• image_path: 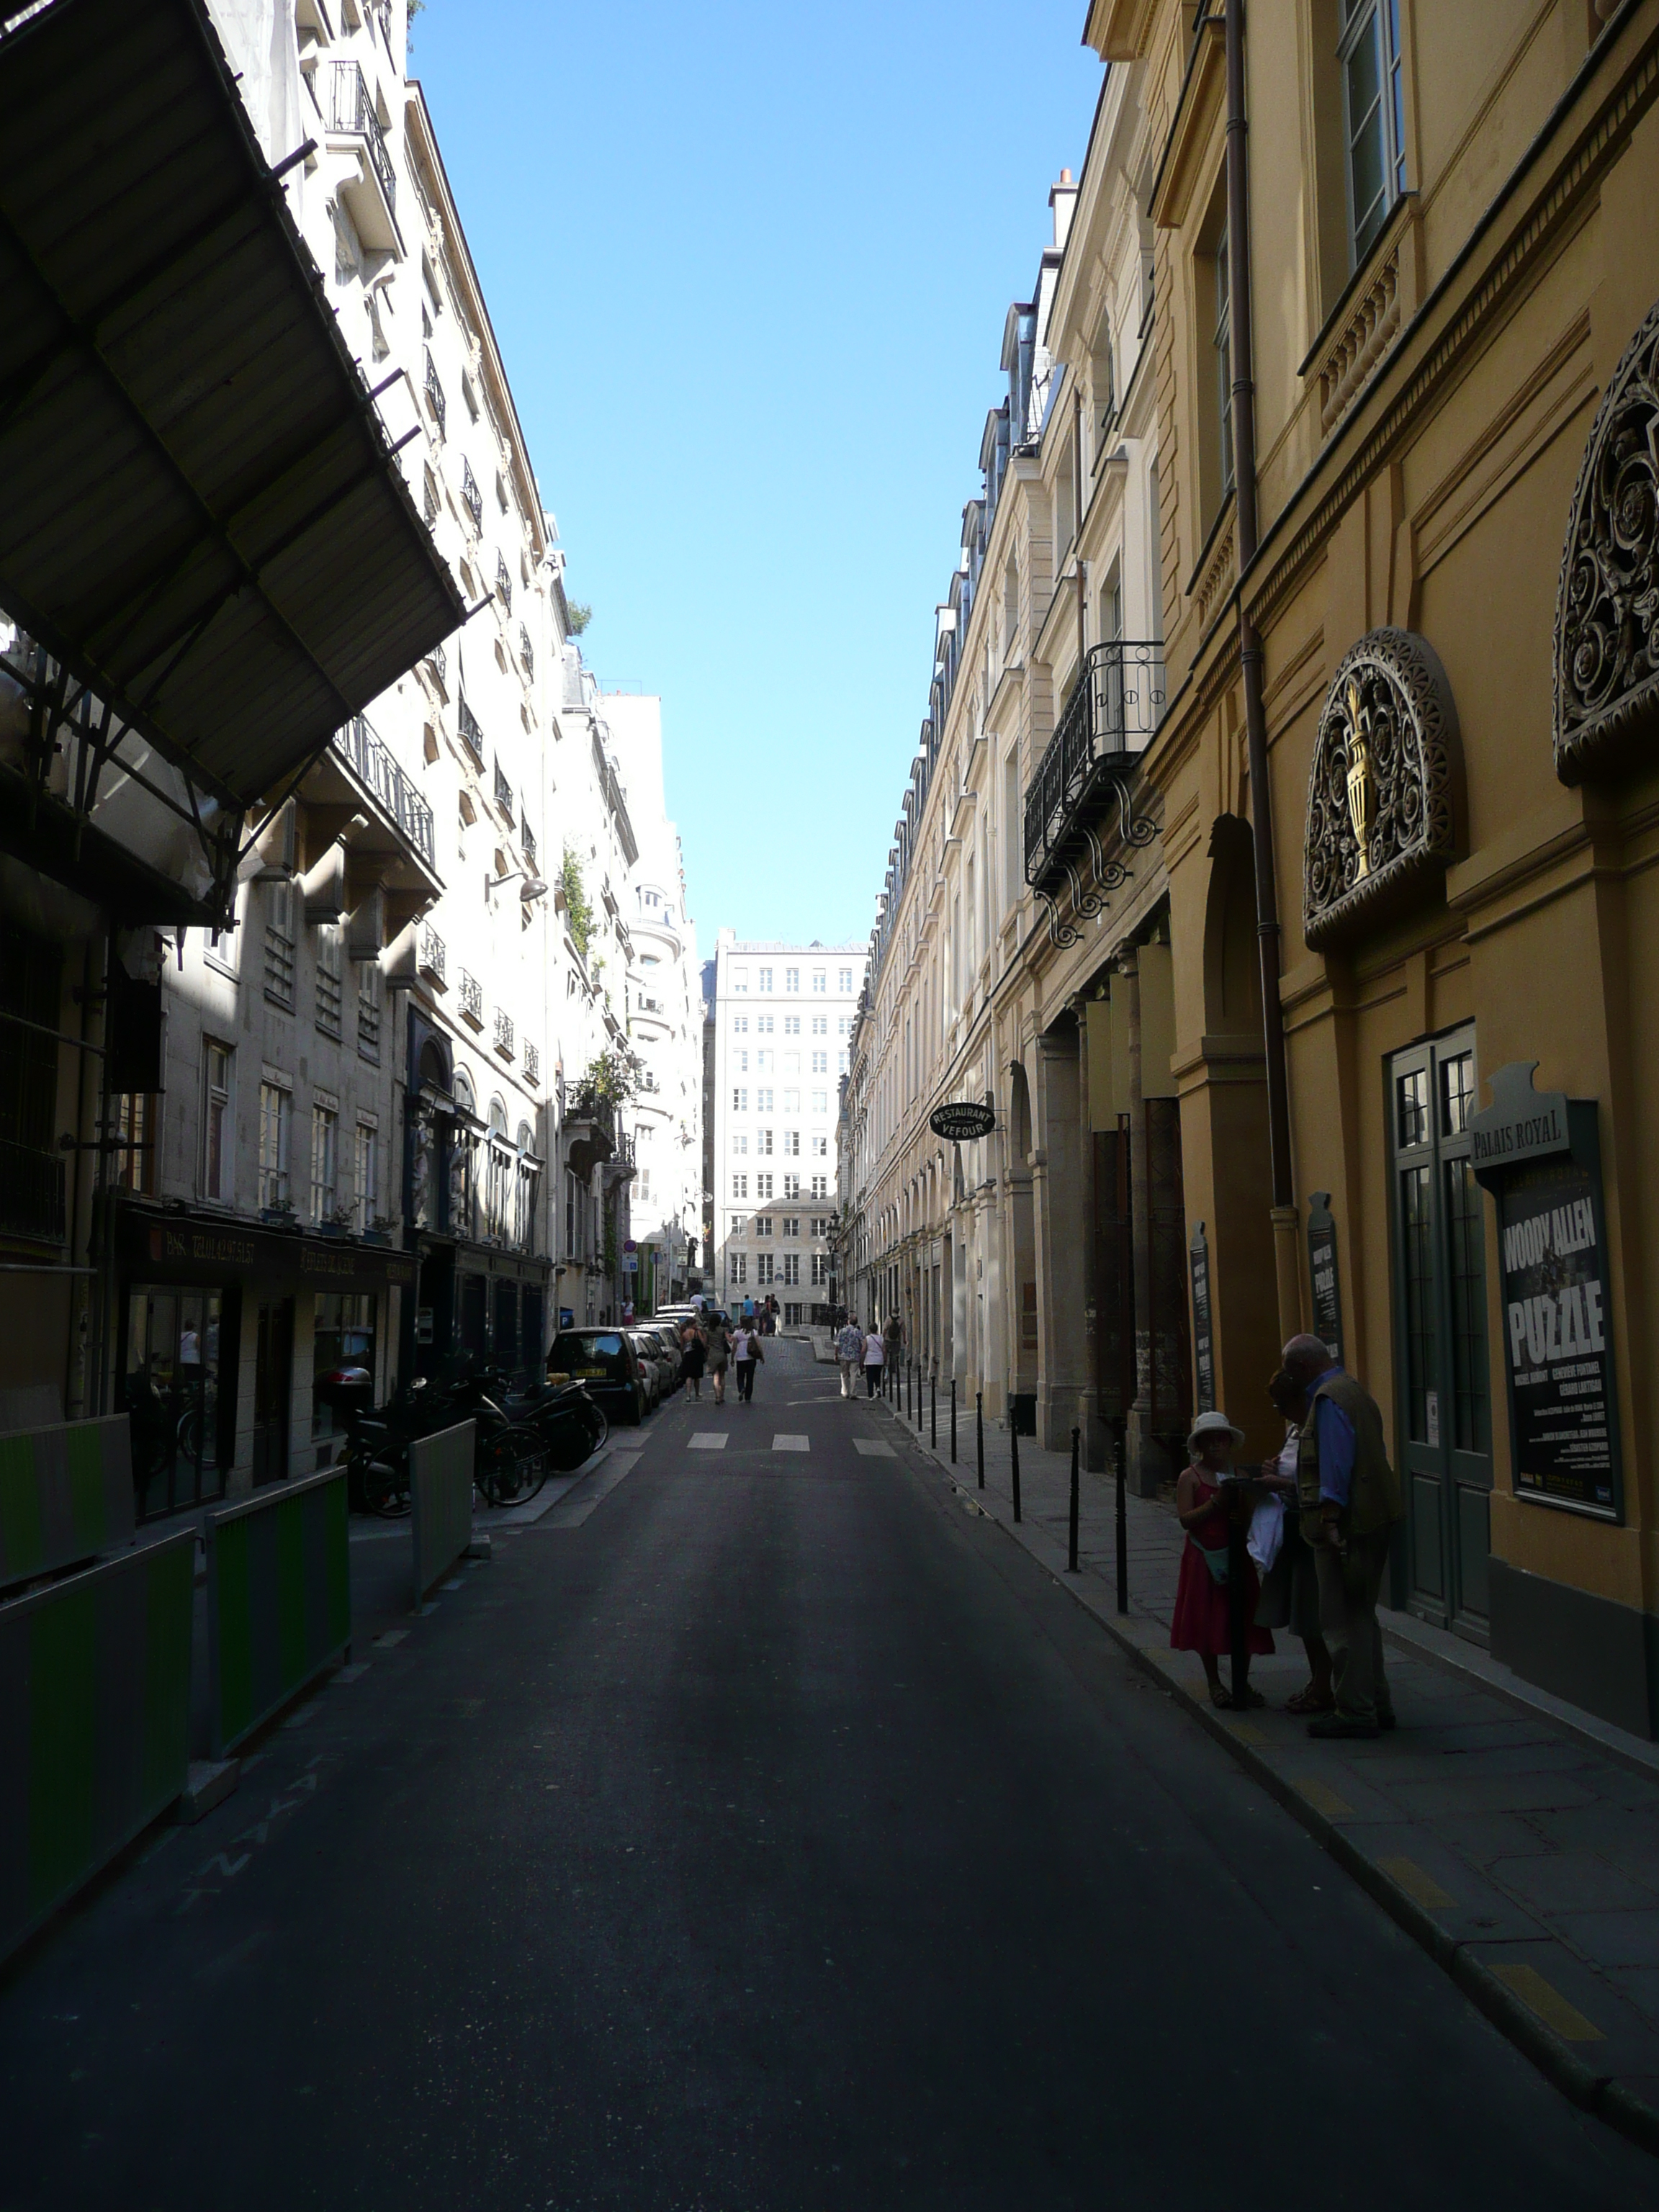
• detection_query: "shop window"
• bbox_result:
[110,1090,156,1195]
[123,1287,226,1520]
[313,1292,376,1464]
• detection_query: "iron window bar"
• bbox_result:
[493,1007,515,1057]
[493,760,513,819]
[426,640,446,688]
[457,693,483,760]
[333,711,434,865]
[518,622,533,678]
[423,348,446,436]
[327,60,396,212]
[418,925,446,984]
[461,458,482,533]
[1022,639,1163,944]
[458,968,483,1023]
[496,553,513,614]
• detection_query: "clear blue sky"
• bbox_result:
[411,1,1103,948]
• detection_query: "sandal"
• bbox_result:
[1209,1684,1235,1709]
[1285,1687,1336,1715]
[1235,1686,1267,1709]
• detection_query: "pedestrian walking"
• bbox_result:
[732,1321,763,1403]
[835,1318,865,1399]
[678,1318,707,1402]
[862,1326,885,1398]
[705,1314,732,1406]
[1251,1367,1334,1715]
[882,1313,904,1373]
[1170,1409,1274,1709]
[1281,1334,1403,1739]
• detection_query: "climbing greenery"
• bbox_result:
[560,846,593,958]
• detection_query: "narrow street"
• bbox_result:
[1,1341,1649,2211]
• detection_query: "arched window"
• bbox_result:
[453,1068,475,1116]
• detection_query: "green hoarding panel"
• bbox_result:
[0,1417,135,1591]
[0,1532,194,1964]
[205,1467,351,1758]
[410,1421,475,1606]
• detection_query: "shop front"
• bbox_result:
[114,1204,415,1518]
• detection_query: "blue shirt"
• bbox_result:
[1313,1368,1357,1507]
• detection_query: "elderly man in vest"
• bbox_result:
[1282,1334,1405,1739]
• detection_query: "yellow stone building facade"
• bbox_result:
[848,0,1659,1737]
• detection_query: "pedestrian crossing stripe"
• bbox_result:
[853,1440,895,1457]
[772,1435,809,1452]
[688,1434,727,1450]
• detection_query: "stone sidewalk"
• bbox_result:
[869,1377,1659,2156]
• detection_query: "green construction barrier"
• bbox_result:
[0,1530,193,1964]
[204,1467,351,1758]
[0,1416,135,1592]
[410,1421,475,1606]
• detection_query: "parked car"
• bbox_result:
[547,1328,647,1426]
[629,1332,664,1411]
[642,1324,684,1390]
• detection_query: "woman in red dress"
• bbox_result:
[1171,1409,1274,1708]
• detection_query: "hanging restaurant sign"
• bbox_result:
[928,1101,997,1142]
[1470,1064,1622,1522]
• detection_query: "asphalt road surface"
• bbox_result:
[2,1338,1652,2210]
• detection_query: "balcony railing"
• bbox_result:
[328,61,396,212]
[493,1008,515,1057]
[497,553,513,614]
[423,348,445,436]
[461,457,482,532]
[493,760,513,819]
[1023,640,1164,890]
[458,970,484,1025]
[457,694,483,760]
[0,1139,66,1245]
[518,623,533,679]
[523,1041,540,1087]
[427,641,446,688]
[419,926,446,986]
[333,714,435,865]
[522,820,536,868]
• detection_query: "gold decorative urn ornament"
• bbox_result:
[1343,678,1373,881]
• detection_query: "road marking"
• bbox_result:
[1378,1856,1457,1911]
[1228,1722,1267,1745]
[372,1629,409,1649]
[688,1433,728,1450]
[853,1439,895,1457]
[1488,1963,1604,2041]
[772,1435,809,1452]
[1295,1777,1355,1819]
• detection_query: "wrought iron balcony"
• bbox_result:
[0,1140,66,1245]
[461,457,482,533]
[523,1040,540,1087]
[457,693,483,760]
[1023,639,1164,897]
[493,760,513,819]
[458,969,484,1025]
[497,553,513,614]
[423,348,445,436]
[522,819,536,868]
[419,925,446,986]
[493,1007,515,1058]
[426,641,446,688]
[328,61,396,214]
[333,714,434,865]
[518,623,533,679]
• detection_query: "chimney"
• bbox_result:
[1050,166,1078,252]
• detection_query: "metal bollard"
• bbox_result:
[1068,1426,1080,1573]
[1114,1417,1128,1615]
[917,1364,925,1434]
[1010,1416,1022,1524]
[930,1370,937,1448]
[976,1391,984,1488]
[950,1377,957,1464]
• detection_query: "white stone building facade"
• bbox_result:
[709,936,865,1326]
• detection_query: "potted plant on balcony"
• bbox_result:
[316,1201,357,1240]
[260,1195,298,1230]
[363,1212,397,1248]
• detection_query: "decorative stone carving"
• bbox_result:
[1554,297,1659,783]
[1302,627,1459,949]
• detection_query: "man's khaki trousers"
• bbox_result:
[1313,1527,1395,1726]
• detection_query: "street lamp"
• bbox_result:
[485,866,548,902]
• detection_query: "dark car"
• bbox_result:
[547,1328,647,1426]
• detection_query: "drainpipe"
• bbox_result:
[1225,0,1300,1339]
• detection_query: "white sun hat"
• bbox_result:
[1187,1408,1246,1452]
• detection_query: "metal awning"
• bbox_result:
[0,0,464,824]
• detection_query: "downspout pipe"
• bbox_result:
[1225,0,1300,1331]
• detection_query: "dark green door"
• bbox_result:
[1390,1028,1493,1641]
